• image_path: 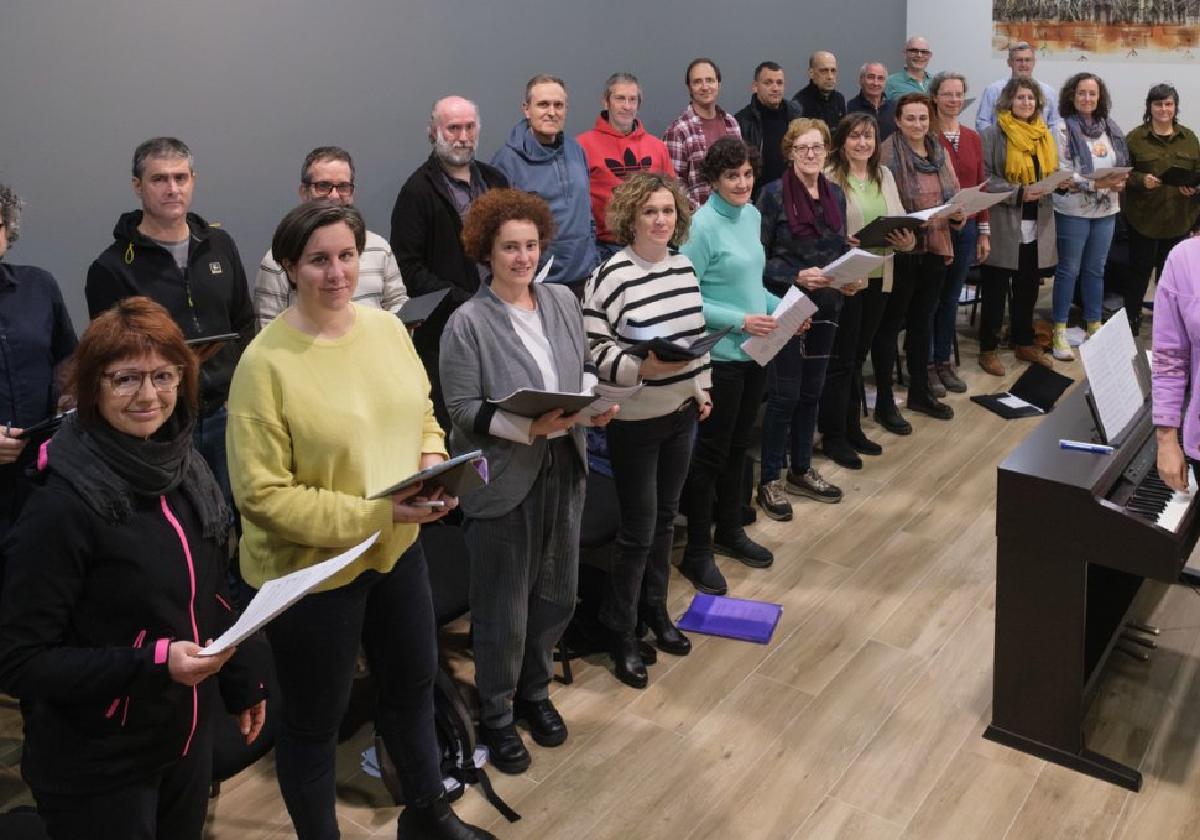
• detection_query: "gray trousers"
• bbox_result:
[465,438,584,728]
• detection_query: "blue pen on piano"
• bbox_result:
[1059,438,1113,455]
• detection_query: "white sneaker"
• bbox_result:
[1052,327,1074,361]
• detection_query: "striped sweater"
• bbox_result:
[583,247,712,422]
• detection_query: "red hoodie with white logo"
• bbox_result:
[576,113,674,243]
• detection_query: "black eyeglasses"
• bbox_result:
[304,180,356,197]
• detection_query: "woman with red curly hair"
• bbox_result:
[0,296,267,840]
[440,188,616,775]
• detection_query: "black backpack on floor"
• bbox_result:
[375,667,520,823]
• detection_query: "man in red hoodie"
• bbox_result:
[576,72,674,262]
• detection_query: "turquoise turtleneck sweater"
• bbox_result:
[680,191,780,363]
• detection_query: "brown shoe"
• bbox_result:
[1014,344,1052,368]
[978,351,1004,376]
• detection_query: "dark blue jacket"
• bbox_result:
[491,120,598,286]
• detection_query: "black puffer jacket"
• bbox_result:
[0,459,268,794]
[85,211,253,415]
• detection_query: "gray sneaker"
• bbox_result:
[756,479,793,521]
[936,363,967,393]
[926,365,947,398]
[785,467,843,504]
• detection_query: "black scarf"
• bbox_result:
[45,405,229,541]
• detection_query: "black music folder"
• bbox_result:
[971,363,1073,419]
[854,216,924,249]
[368,450,487,499]
[489,389,599,418]
[398,289,451,325]
[626,326,732,362]
[1160,166,1200,188]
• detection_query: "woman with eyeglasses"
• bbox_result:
[1123,83,1200,336]
[0,182,78,539]
[929,72,990,394]
[0,297,267,840]
[755,118,851,522]
[820,113,916,468]
[227,201,494,839]
[875,93,962,434]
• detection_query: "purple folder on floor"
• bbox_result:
[676,594,783,644]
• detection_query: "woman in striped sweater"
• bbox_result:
[583,173,712,689]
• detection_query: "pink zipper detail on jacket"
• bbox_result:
[159,496,199,757]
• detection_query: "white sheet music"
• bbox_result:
[740,287,818,366]
[820,249,889,288]
[199,532,380,656]
[1078,310,1147,442]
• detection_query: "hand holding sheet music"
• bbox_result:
[820,249,889,288]
[199,533,381,656]
[740,287,818,366]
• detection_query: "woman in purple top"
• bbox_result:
[1152,235,1200,491]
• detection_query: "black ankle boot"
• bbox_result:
[640,603,691,656]
[397,794,497,839]
[610,633,648,688]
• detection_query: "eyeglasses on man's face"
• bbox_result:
[304,180,356,197]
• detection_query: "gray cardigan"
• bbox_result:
[439,281,588,518]
[981,124,1058,271]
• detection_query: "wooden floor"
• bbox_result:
[5,304,1200,839]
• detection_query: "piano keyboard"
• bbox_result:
[1125,468,1198,533]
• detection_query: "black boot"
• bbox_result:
[679,547,727,595]
[640,603,691,656]
[397,794,498,839]
[610,633,648,688]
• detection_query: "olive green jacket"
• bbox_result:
[1124,123,1200,239]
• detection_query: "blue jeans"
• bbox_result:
[930,219,977,364]
[1052,212,1116,325]
[760,289,841,483]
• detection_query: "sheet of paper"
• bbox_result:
[1079,311,1147,442]
[820,248,889,287]
[998,394,1041,412]
[199,532,380,655]
[739,287,818,366]
[1085,166,1132,181]
[533,255,554,284]
[908,202,952,222]
[582,382,643,418]
[1029,170,1072,192]
[948,185,1014,215]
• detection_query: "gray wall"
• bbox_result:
[0,0,905,329]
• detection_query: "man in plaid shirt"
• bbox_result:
[663,57,742,209]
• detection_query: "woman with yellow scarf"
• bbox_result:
[977,78,1060,376]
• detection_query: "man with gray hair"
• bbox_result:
[847,61,897,139]
[391,95,507,429]
[885,36,934,100]
[255,145,407,330]
[974,42,1059,131]
[491,74,597,291]
[576,72,673,260]
[86,136,252,502]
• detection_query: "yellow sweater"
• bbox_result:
[226,306,447,591]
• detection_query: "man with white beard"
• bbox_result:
[390,95,508,428]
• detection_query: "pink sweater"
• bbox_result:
[1152,237,1200,457]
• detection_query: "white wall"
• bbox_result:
[906,1,1199,130]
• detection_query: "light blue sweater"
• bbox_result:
[680,192,780,363]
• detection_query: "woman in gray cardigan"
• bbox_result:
[439,189,616,776]
[979,78,1059,375]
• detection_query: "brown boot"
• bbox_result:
[978,351,1004,376]
[1014,344,1052,368]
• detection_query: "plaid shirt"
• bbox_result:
[254,230,407,330]
[663,104,742,209]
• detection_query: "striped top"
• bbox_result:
[583,247,712,422]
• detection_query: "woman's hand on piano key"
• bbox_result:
[1156,427,1190,493]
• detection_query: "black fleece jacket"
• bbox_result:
[85,211,253,415]
[0,468,268,794]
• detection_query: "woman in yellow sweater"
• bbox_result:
[226,201,493,840]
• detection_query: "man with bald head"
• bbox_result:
[847,61,897,139]
[885,36,934,100]
[390,95,507,428]
[793,51,846,129]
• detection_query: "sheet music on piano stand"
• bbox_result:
[1078,310,1149,445]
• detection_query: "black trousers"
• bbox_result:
[267,542,441,840]
[872,253,945,408]
[602,400,697,635]
[980,253,1040,352]
[1125,222,1183,336]
[819,276,887,441]
[680,361,767,547]
[34,721,214,840]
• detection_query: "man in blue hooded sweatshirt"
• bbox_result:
[491,74,598,293]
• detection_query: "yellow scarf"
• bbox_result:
[997,111,1058,186]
